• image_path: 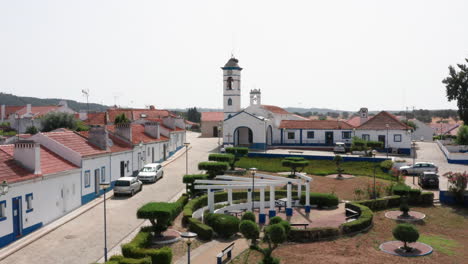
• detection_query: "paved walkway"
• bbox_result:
[0,132,219,264]
[174,238,249,264]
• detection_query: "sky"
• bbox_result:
[1,0,467,111]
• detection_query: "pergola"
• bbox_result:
[194,173,312,224]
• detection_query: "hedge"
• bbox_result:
[299,192,339,208]
[121,228,172,264]
[289,227,340,242]
[187,217,213,240]
[204,213,240,238]
[341,203,373,234]
[355,192,433,211]
[380,160,393,171]
[208,153,235,164]
[107,255,152,264]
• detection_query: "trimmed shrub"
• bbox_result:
[241,211,256,222]
[380,160,393,171]
[121,229,172,264]
[393,224,420,251]
[299,192,339,208]
[392,183,411,196]
[281,157,309,176]
[198,161,229,178]
[182,174,209,196]
[136,202,178,236]
[269,216,283,225]
[355,198,389,211]
[225,147,249,169]
[289,227,340,242]
[279,220,291,234]
[266,224,287,245]
[204,213,240,238]
[239,220,260,244]
[341,203,373,234]
[187,218,213,240]
[419,192,434,206]
[208,153,235,164]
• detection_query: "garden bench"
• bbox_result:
[345,208,359,220]
[275,199,287,211]
[291,223,309,229]
[217,242,235,264]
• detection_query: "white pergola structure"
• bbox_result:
[194,172,312,224]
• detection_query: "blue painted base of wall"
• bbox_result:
[0,222,43,248]
[81,185,113,205]
[259,213,266,224]
[305,205,311,213]
[269,210,276,218]
[440,191,468,207]
[248,152,389,162]
[286,207,293,216]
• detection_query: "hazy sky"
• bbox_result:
[1,0,467,111]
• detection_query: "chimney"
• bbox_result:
[144,122,160,139]
[26,104,32,114]
[115,123,132,142]
[14,140,41,174]
[162,117,176,129]
[79,110,88,121]
[359,107,368,125]
[88,126,109,150]
[149,105,155,110]
[1,105,5,121]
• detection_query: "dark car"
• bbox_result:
[418,172,439,189]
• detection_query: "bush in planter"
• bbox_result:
[333,155,344,177]
[241,211,256,222]
[225,147,249,170]
[380,160,393,171]
[399,196,410,217]
[239,220,260,246]
[393,223,420,252]
[444,171,468,205]
[204,213,240,238]
[198,161,229,178]
[281,157,309,177]
[136,202,178,237]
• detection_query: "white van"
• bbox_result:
[137,163,164,183]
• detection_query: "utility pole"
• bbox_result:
[82,89,90,113]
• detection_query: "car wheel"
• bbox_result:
[401,170,408,175]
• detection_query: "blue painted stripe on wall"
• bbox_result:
[0,222,43,248]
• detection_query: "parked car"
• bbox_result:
[137,163,164,183]
[399,162,438,175]
[418,172,439,189]
[333,142,346,153]
[114,177,143,196]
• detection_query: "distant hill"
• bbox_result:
[0,93,108,112]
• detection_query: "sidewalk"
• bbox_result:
[0,146,189,262]
[174,238,249,264]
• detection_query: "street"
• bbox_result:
[0,132,218,264]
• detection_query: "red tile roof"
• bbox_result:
[201,112,224,122]
[86,112,107,125]
[279,120,355,130]
[0,144,79,184]
[346,116,362,127]
[42,130,109,156]
[261,105,290,114]
[77,131,132,152]
[357,111,410,130]
[106,124,169,145]
[16,106,62,118]
[3,106,24,117]
[107,108,173,123]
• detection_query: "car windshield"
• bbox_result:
[115,180,130,186]
[141,167,156,172]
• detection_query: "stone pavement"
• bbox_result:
[0,132,219,264]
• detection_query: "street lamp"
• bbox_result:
[184,142,190,175]
[372,150,377,200]
[250,168,257,212]
[0,180,9,196]
[181,232,198,264]
[412,140,417,185]
[99,182,111,262]
[385,123,389,158]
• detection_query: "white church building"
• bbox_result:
[221,57,413,155]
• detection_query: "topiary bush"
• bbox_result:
[198,161,229,178]
[269,216,283,225]
[281,157,309,177]
[204,213,240,238]
[380,160,394,171]
[136,202,178,236]
[225,147,249,169]
[182,174,209,196]
[239,220,260,246]
[208,153,235,164]
[392,183,411,196]
[393,223,420,252]
[241,211,256,222]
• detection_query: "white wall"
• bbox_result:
[223,112,269,145]
[81,155,111,199]
[279,129,353,144]
[355,129,411,149]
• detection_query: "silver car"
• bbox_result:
[399,162,438,175]
[114,177,143,196]
[137,163,164,183]
[333,142,346,153]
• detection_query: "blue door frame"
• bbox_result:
[12,196,22,238]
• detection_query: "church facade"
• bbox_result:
[221,58,413,155]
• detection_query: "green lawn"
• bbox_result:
[418,234,461,256]
[236,157,394,180]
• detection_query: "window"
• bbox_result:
[394,134,402,142]
[101,167,106,182]
[227,77,233,89]
[26,193,33,213]
[228,98,232,106]
[288,132,295,140]
[362,134,370,141]
[342,131,352,139]
[0,201,6,221]
[307,131,314,139]
[84,170,91,188]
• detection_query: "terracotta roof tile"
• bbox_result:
[16,106,62,118]
[261,105,290,114]
[279,120,355,130]
[357,111,410,130]
[201,112,224,122]
[346,116,362,127]
[78,130,132,153]
[42,130,109,156]
[106,124,169,145]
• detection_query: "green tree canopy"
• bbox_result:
[281,157,309,177]
[392,223,420,252]
[25,126,39,135]
[114,113,130,124]
[136,202,178,237]
[225,147,249,170]
[187,107,201,123]
[40,112,79,132]
[442,58,468,124]
[456,125,468,145]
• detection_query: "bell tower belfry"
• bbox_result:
[222,57,242,120]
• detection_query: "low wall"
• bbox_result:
[248,152,389,162]
[440,190,468,207]
[436,140,468,164]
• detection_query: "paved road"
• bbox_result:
[1,132,218,264]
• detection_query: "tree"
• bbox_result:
[239,220,260,246]
[25,126,39,134]
[442,58,468,124]
[114,113,130,124]
[443,171,468,205]
[40,112,78,132]
[198,161,229,178]
[456,125,468,145]
[136,202,178,237]
[281,157,309,177]
[399,196,410,217]
[333,155,344,178]
[393,224,420,252]
[260,224,288,264]
[225,147,249,170]
[401,120,417,131]
[187,107,201,123]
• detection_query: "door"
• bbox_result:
[378,135,386,148]
[120,161,125,177]
[163,144,167,160]
[213,126,218,137]
[12,197,22,238]
[152,147,155,163]
[325,132,334,145]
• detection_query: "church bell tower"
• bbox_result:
[222,57,242,120]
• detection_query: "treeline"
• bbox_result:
[393,109,459,123]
